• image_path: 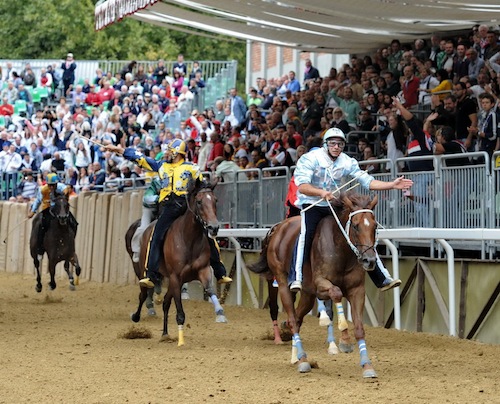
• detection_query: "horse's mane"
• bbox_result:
[187,179,213,199]
[332,192,373,213]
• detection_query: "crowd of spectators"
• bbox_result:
[2,24,500,202]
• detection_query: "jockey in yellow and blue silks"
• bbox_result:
[28,173,78,256]
[107,140,232,288]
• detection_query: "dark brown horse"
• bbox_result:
[30,196,81,293]
[125,219,163,321]
[249,193,379,377]
[138,180,227,345]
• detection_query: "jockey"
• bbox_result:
[106,140,232,288]
[289,127,414,292]
[28,173,78,258]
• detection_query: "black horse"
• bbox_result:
[29,196,81,293]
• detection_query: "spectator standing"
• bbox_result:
[172,54,187,76]
[229,88,247,127]
[467,48,485,81]
[61,53,77,96]
[401,65,420,108]
[303,59,320,88]
[286,71,301,93]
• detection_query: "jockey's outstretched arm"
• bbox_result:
[105,145,161,173]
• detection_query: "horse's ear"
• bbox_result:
[187,178,197,193]
[342,194,354,211]
[210,176,219,190]
[368,194,378,210]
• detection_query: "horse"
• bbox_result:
[138,180,227,345]
[249,192,379,377]
[29,195,81,293]
[125,219,165,321]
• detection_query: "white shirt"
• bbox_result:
[0,151,22,172]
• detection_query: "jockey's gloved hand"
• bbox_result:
[28,211,35,219]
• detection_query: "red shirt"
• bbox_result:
[85,92,101,106]
[0,103,14,116]
[98,87,115,102]
[208,140,224,162]
[403,76,420,108]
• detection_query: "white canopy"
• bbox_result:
[94,0,500,53]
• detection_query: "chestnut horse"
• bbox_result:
[30,195,81,293]
[125,219,163,321]
[138,180,227,345]
[249,193,379,377]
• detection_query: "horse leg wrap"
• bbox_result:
[357,339,371,367]
[327,323,335,344]
[336,302,348,331]
[210,294,224,315]
[178,325,185,347]
[293,333,307,360]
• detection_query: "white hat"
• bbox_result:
[235,149,248,159]
[67,53,74,59]
[323,127,346,142]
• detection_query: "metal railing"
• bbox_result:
[0,59,237,112]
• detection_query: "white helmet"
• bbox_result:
[323,127,346,142]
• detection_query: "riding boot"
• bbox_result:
[288,236,302,291]
[368,254,402,291]
[208,237,232,284]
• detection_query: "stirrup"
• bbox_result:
[217,276,232,284]
[289,280,302,292]
[139,277,155,289]
[380,278,402,292]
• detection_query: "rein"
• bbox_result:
[326,201,378,260]
[49,195,70,220]
[184,188,212,230]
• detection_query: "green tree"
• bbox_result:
[0,0,245,90]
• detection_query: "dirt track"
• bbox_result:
[0,271,498,404]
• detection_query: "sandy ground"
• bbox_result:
[0,271,499,404]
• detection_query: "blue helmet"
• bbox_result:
[46,173,60,184]
[168,139,187,157]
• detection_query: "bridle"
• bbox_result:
[326,201,378,260]
[185,188,215,231]
[49,195,70,224]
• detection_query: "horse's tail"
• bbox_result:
[248,224,279,277]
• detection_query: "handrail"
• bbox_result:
[218,227,500,336]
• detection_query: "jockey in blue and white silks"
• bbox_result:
[289,127,413,292]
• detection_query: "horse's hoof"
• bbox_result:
[130,313,140,323]
[327,342,339,355]
[363,368,378,378]
[216,314,228,323]
[153,293,163,305]
[339,342,353,354]
[48,283,56,291]
[297,361,312,373]
[35,285,42,293]
[147,308,157,317]
[69,283,76,291]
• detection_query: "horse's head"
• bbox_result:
[341,193,379,270]
[190,180,220,238]
[50,195,70,225]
